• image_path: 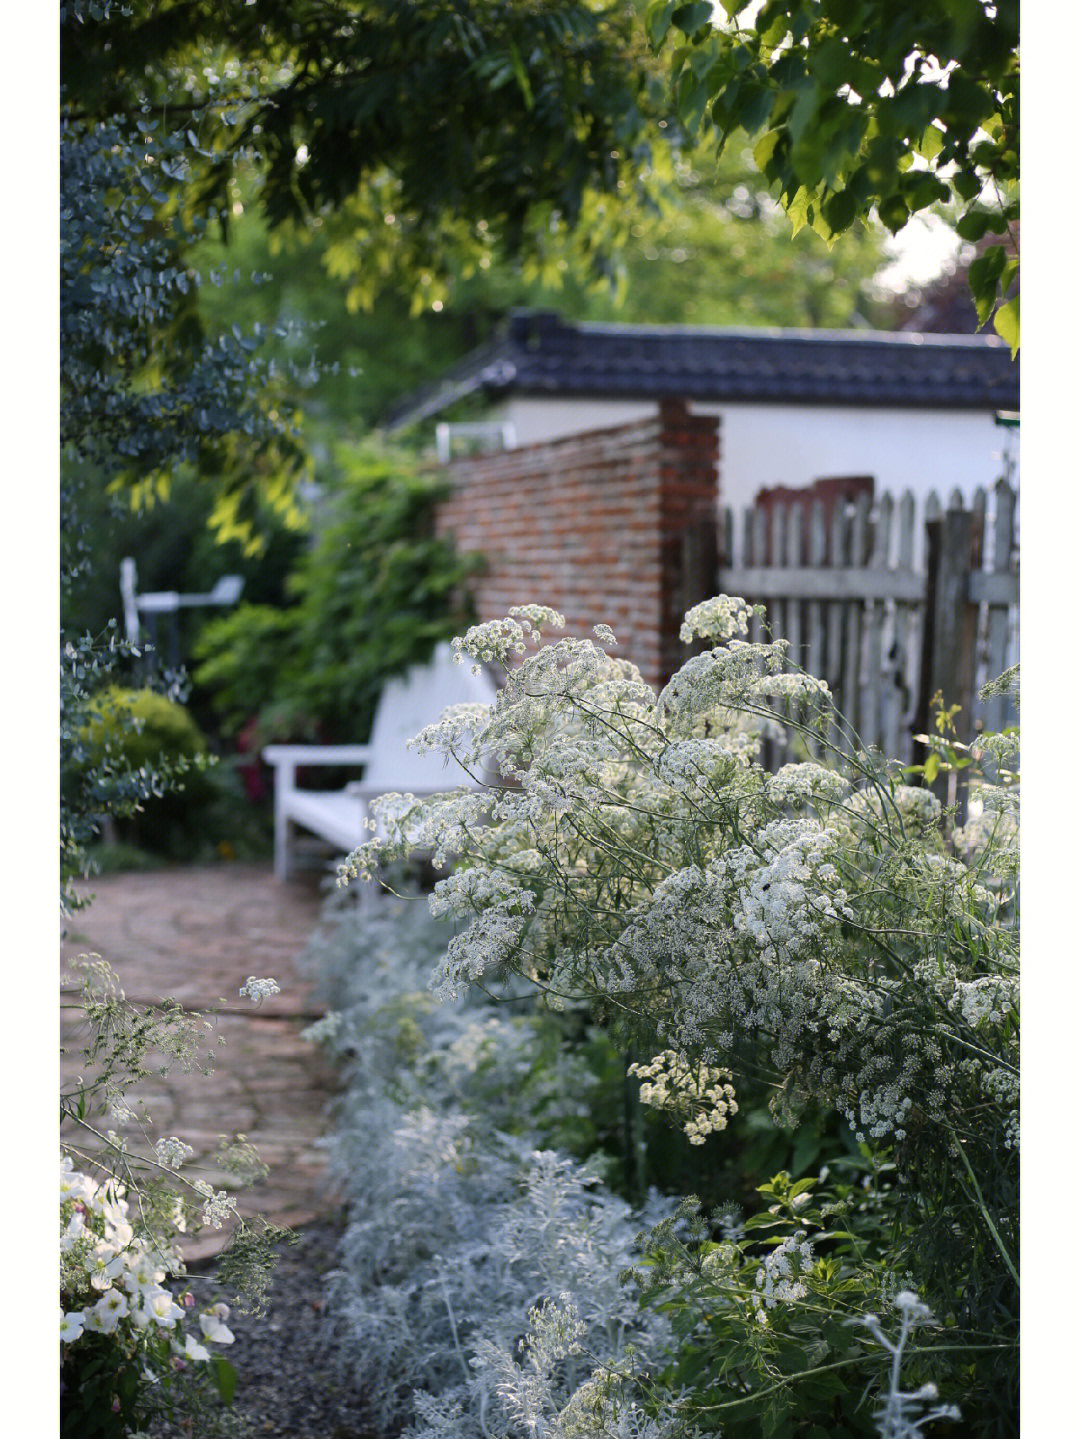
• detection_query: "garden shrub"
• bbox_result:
[338,599,1019,1436]
[79,685,208,774]
[61,637,211,905]
[74,683,260,862]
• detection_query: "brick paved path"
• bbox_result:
[61,864,340,1262]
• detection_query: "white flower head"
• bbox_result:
[87,1289,129,1334]
[199,1303,235,1345]
[143,1289,184,1328]
[154,1136,195,1170]
[680,594,754,645]
[239,976,280,1005]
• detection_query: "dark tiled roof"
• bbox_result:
[385,311,1019,428]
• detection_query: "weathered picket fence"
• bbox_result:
[680,479,1019,769]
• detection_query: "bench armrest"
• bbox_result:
[345,782,460,801]
[262,744,373,767]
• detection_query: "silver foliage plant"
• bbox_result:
[334,597,1019,1430]
[301,894,676,1436]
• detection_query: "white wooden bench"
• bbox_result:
[263,642,497,881]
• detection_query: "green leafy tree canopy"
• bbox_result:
[645,0,1019,348]
[62,0,664,296]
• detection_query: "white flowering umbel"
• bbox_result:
[628,1050,737,1145]
[679,594,754,644]
[339,595,1017,1156]
[154,1136,195,1170]
[336,599,1018,1430]
[751,1231,814,1318]
[239,975,280,1005]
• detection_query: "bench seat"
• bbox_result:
[262,643,497,882]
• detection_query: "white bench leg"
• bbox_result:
[273,764,296,881]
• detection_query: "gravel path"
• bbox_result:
[150,1218,378,1439]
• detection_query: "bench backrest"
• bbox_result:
[364,642,498,791]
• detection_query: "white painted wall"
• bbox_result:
[481,395,1014,512]
[693,401,1010,512]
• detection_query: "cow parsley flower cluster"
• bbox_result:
[752,1231,815,1318]
[154,1136,195,1170]
[628,1050,738,1145]
[238,975,280,1004]
[679,593,754,644]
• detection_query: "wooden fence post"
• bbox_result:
[923,503,978,730]
[917,500,978,818]
[677,520,719,649]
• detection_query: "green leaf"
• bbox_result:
[993,296,1019,356]
[758,12,790,46]
[784,185,813,237]
[677,71,711,135]
[672,2,714,36]
[821,187,857,235]
[877,192,909,233]
[507,41,533,110]
[753,129,781,173]
[923,753,940,784]
[956,208,994,242]
[903,172,950,213]
[211,1357,237,1405]
[916,125,945,161]
[968,243,1007,326]
[737,82,776,136]
[645,1,677,51]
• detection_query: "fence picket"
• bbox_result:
[985,478,1017,734]
[895,490,919,750]
[719,505,734,571]
[845,492,870,749]
[785,502,804,674]
[826,501,847,750]
[750,507,767,645]
[867,493,891,755]
[806,500,827,758]
[770,501,787,653]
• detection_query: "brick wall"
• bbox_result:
[435,399,720,690]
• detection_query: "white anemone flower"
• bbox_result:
[144,1290,184,1328]
[86,1240,127,1290]
[199,1303,234,1345]
[61,1211,86,1252]
[87,1290,129,1334]
[60,1309,86,1344]
[123,1253,164,1295]
[61,1155,98,1205]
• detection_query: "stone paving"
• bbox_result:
[61,863,342,1263]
